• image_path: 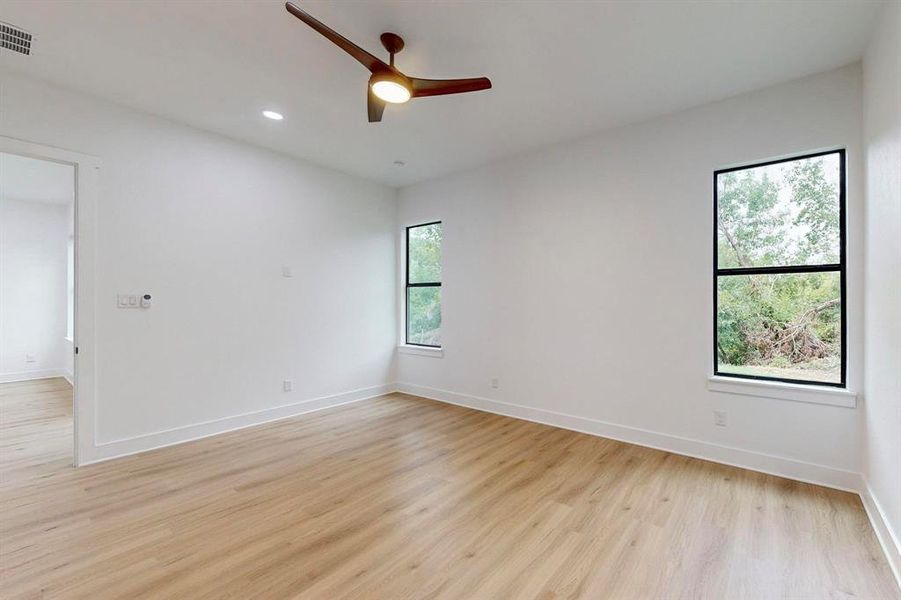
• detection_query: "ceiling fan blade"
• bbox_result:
[285,2,388,73]
[410,76,492,98]
[368,87,385,123]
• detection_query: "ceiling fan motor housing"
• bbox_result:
[380,32,405,57]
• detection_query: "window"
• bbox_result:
[714,150,845,387]
[406,221,442,347]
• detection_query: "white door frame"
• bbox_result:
[1,135,99,466]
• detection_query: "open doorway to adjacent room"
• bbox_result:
[0,152,76,475]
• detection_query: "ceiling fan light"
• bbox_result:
[370,73,412,104]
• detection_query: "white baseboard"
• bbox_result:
[80,383,395,466]
[395,382,862,493]
[0,369,69,384]
[860,480,901,589]
[61,370,74,386]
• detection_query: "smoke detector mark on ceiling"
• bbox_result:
[1,22,33,56]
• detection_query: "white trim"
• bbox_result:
[0,369,70,384]
[396,382,862,492]
[860,480,901,590]
[707,376,857,408]
[80,383,394,465]
[398,345,444,358]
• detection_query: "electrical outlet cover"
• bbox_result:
[713,410,727,427]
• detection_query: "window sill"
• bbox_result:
[707,376,856,408]
[398,345,444,358]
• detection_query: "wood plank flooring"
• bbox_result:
[1,378,898,599]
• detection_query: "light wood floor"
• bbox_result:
[1,379,897,599]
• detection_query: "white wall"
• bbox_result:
[63,200,75,383]
[0,196,69,380]
[0,70,397,458]
[397,65,865,486]
[862,0,901,579]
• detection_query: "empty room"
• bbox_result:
[0,1,898,598]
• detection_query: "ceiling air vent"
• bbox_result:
[0,21,32,56]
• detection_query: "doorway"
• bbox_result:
[0,152,76,472]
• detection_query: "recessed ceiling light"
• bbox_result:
[262,110,284,121]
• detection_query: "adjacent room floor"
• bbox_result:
[0,380,897,599]
[1,378,72,483]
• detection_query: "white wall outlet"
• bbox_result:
[117,294,129,307]
[282,265,293,278]
[490,377,499,389]
[25,353,36,363]
[713,410,727,427]
[283,380,293,392]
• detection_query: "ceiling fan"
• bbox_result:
[285,2,492,123]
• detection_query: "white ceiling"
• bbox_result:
[0,152,74,205]
[0,1,882,186]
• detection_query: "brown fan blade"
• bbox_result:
[368,87,385,123]
[410,77,492,98]
[285,2,387,73]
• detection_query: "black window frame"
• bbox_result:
[405,221,442,348]
[713,149,846,388]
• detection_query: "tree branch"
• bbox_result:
[717,216,750,268]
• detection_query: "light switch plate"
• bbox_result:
[118,294,146,308]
